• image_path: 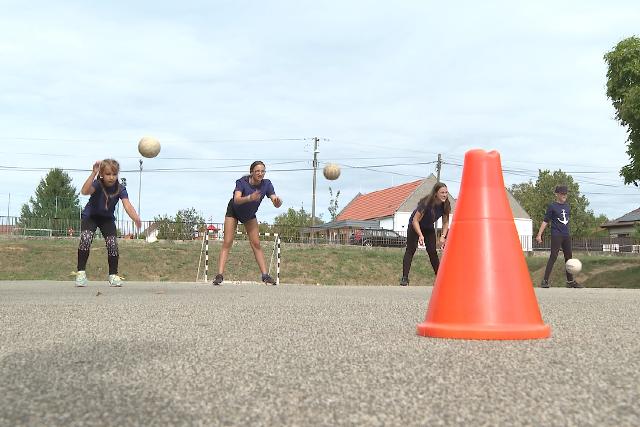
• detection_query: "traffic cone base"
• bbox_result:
[417,321,551,340]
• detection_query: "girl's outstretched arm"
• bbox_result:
[270,194,282,208]
[439,215,450,247]
[122,198,142,228]
[234,190,261,204]
[81,161,101,195]
[412,211,424,246]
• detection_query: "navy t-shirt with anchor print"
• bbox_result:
[544,202,570,236]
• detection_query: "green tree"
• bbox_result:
[510,170,605,237]
[152,214,174,240]
[258,221,274,235]
[328,187,341,221]
[273,206,323,241]
[604,36,640,186]
[591,214,611,237]
[153,208,206,240]
[19,168,81,235]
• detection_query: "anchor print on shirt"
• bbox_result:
[557,209,569,225]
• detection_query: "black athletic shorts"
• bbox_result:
[225,199,255,223]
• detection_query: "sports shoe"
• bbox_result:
[566,280,584,288]
[108,274,124,287]
[75,271,88,287]
[400,276,409,286]
[211,274,224,286]
[261,273,276,285]
[540,279,550,288]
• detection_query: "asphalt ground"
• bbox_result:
[1,281,639,426]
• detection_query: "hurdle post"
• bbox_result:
[275,233,280,285]
[204,228,209,282]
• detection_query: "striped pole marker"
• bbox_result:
[275,233,280,285]
[205,230,209,282]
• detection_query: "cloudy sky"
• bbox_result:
[1,0,639,225]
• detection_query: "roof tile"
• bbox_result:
[336,180,423,221]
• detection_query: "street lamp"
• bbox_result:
[138,159,143,235]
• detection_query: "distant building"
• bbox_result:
[309,174,533,251]
[601,207,640,237]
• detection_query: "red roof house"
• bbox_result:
[336,180,423,221]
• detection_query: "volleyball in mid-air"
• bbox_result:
[323,163,341,180]
[138,136,161,158]
[565,258,582,275]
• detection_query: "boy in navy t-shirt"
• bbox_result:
[535,185,582,288]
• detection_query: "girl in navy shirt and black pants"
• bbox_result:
[400,182,451,286]
[75,159,141,287]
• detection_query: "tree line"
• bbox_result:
[16,166,627,238]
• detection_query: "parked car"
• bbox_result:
[350,228,407,248]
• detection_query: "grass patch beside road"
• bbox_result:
[0,238,638,287]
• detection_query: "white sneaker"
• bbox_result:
[75,271,88,287]
[108,274,124,287]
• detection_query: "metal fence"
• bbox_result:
[0,216,211,240]
[1,216,639,253]
[0,216,302,243]
[534,235,640,254]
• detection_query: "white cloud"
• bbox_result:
[1,0,639,223]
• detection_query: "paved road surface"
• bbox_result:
[1,281,639,426]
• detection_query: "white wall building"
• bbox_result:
[336,174,533,251]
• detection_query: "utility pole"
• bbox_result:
[311,137,319,228]
[7,192,10,218]
[435,153,443,235]
[120,177,127,229]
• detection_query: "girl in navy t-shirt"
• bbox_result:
[212,161,283,285]
[400,182,451,286]
[74,159,141,287]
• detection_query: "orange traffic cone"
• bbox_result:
[417,149,551,340]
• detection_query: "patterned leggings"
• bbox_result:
[77,217,119,275]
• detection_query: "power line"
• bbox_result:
[0,137,307,143]
[0,150,447,162]
[0,160,441,174]
[0,141,630,173]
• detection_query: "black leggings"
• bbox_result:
[543,235,573,282]
[77,216,119,275]
[402,226,439,277]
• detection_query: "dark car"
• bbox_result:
[350,228,407,248]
